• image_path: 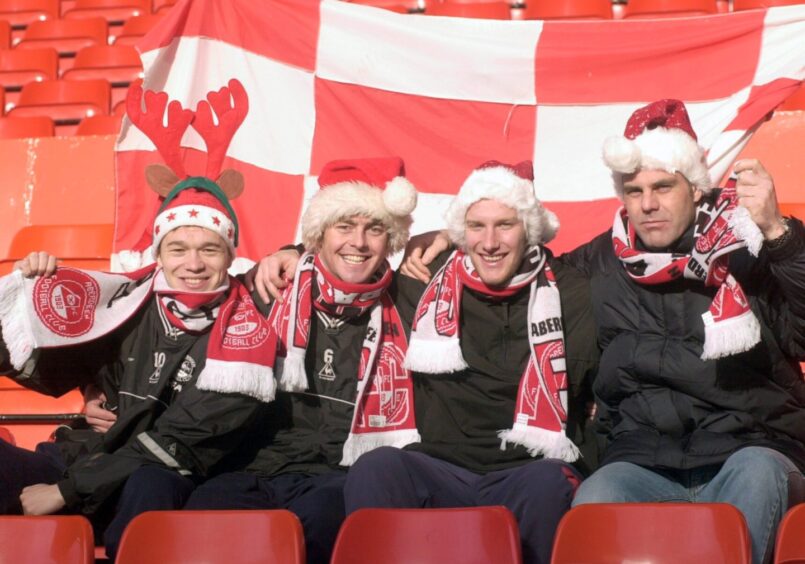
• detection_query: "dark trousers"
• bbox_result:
[185,470,347,564]
[344,447,581,564]
[103,465,197,559]
[0,440,66,514]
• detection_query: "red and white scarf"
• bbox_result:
[612,186,762,360]
[0,264,277,401]
[268,253,420,466]
[405,248,580,463]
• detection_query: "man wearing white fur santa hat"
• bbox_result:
[343,160,599,564]
[567,98,805,564]
[177,157,421,564]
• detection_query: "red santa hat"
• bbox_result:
[301,157,418,254]
[151,179,239,259]
[603,99,713,195]
[445,160,559,248]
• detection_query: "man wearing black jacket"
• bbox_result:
[565,99,805,564]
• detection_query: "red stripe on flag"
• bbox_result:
[139,0,321,72]
[535,12,764,103]
[116,150,304,258]
[726,79,803,131]
[547,199,621,254]
[310,78,537,195]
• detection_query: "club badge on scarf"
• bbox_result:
[612,186,762,360]
[267,252,420,465]
[0,265,277,401]
[405,248,580,463]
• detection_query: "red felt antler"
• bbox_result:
[127,83,194,178]
[192,78,249,179]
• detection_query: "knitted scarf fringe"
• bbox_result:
[340,428,423,466]
[498,424,581,463]
[196,359,277,401]
[0,272,35,370]
[701,308,762,360]
[404,338,467,373]
[278,348,308,392]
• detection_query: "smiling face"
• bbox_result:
[463,199,528,289]
[621,168,702,251]
[157,226,232,292]
[317,215,390,284]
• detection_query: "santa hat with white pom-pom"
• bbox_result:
[301,157,417,254]
[603,99,713,196]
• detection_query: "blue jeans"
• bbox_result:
[572,447,804,564]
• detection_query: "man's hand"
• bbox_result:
[14,252,58,278]
[83,384,116,433]
[734,159,786,241]
[399,230,451,283]
[20,484,66,515]
[244,249,302,304]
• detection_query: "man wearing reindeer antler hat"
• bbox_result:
[0,79,271,558]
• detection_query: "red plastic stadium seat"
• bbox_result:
[1,223,114,270]
[517,0,612,19]
[0,0,58,35]
[62,45,141,109]
[0,426,15,444]
[9,78,110,134]
[0,516,94,564]
[0,47,57,109]
[775,503,805,563]
[0,379,85,450]
[63,0,150,24]
[17,17,108,73]
[331,507,522,564]
[0,19,10,48]
[75,112,120,134]
[116,510,305,564]
[112,13,162,45]
[427,1,512,19]
[734,0,805,8]
[0,114,53,137]
[621,0,720,18]
[551,503,751,564]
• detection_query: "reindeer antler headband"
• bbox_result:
[126,79,249,255]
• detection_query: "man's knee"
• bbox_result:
[572,463,644,506]
[348,447,410,481]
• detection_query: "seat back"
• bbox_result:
[775,503,805,564]
[0,19,11,48]
[0,515,94,564]
[17,17,108,57]
[0,115,54,138]
[621,0,720,18]
[0,47,58,109]
[427,1,512,19]
[551,503,751,564]
[518,0,612,20]
[331,506,523,564]
[0,0,59,30]
[1,223,114,269]
[116,510,305,564]
[75,113,121,135]
[63,0,151,25]
[0,379,84,450]
[10,78,110,133]
[113,13,163,45]
[780,203,805,221]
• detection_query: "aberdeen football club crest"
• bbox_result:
[221,296,270,350]
[33,268,100,337]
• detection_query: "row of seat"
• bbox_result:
[358,0,805,19]
[1,502,805,563]
[0,0,175,28]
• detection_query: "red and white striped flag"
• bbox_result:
[113,0,805,269]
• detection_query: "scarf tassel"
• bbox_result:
[701,309,761,360]
[404,338,468,373]
[498,424,581,463]
[196,359,277,401]
[0,272,36,370]
[340,428,423,467]
[278,347,309,392]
